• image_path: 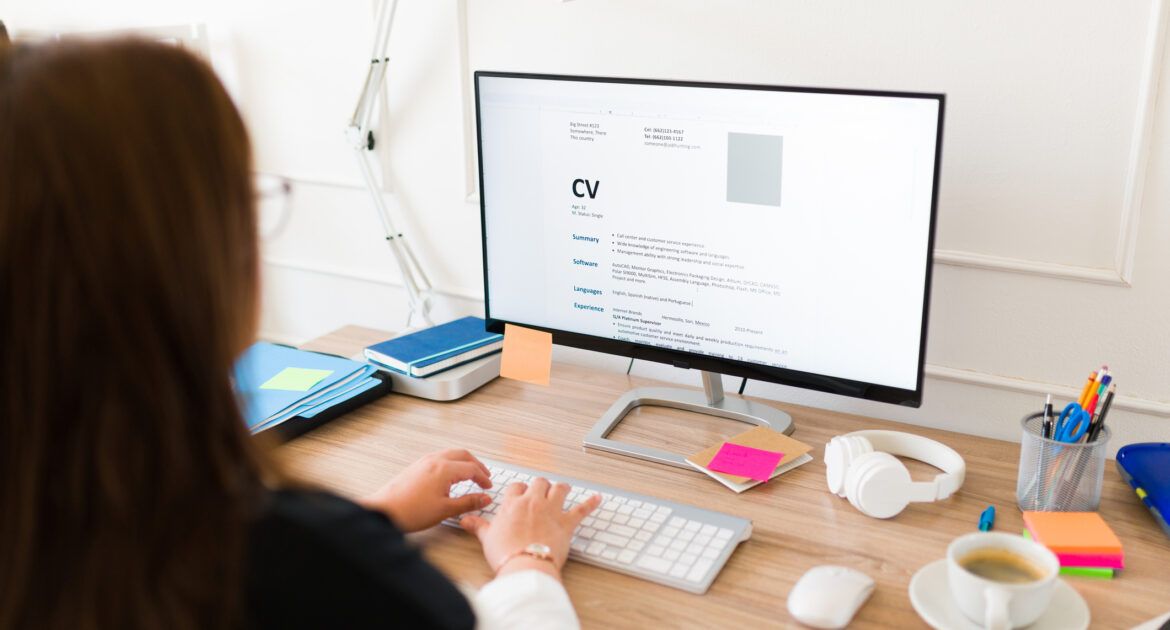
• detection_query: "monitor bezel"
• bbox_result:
[475,70,944,407]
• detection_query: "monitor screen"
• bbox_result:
[476,72,943,406]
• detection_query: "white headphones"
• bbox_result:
[824,430,966,519]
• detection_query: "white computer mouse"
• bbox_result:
[786,565,875,629]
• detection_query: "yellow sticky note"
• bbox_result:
[260,367,333,392]
[500,324,552,385]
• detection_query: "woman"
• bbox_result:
[0,38,598,629]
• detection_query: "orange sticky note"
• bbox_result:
[1022,512,1123,556]
[500,324,552,385]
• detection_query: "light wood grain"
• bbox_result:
[276,326,1170,629]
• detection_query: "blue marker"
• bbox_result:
[979,506,996,532]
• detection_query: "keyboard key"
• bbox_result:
[653,536,672,547]
[687,560,714,583]
[602,549,618,561]
[715,528,734,539]
[579,527,597,539]
[683,520,701,532]
[655,506,671,515]
[649,513,668,523]
[595,532,631,547]
[695,535,711,546]
[617,505,634,515]
[608,524,637,538]
[627,500,642,508]
[594,521,609,532]
[663,526,680,538]
[636,555,673,573]
[603,500,621,511]
[686,542,705,555]
[634,531,652,542]
[598,510,616,521]
[613,515,629,525]
[586,542,606,556]
[700,547,720,560]
[582,517,595,527]
[644,522,661,533]
[633,509,653,519]
[670,517,686,527]
[678,531,695,542]
[628,518,645,528]
[571,540,588,553]
[700,524,717,536]
[670,539,687,551]
[663,549,681,561]
[629,540,645,551]
[679,553,697,566]
[669,564,688,578]
[618,550,637,564]
[647,545,665,557]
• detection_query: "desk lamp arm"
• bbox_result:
[346,0,434,328]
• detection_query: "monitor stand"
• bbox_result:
[583,370,794,470]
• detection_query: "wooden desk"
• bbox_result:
[280,326,1168,629]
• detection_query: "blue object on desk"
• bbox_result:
[1116,443,1170,540]
[234,342,380,433]
[978,505,996,531]
[1053,402,1091,443]
[364,316,502,378]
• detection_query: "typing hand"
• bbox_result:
[360,449,493,533]
[461,477,601,581]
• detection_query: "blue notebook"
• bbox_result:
[234,342,378,432]
[364,316,503,378]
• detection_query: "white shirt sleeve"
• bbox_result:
[465,570,580,630]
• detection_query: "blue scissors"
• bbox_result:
[1053,402,1091,443]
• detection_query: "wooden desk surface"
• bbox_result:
[279,326,1168,629]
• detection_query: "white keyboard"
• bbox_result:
[444,457,752,594]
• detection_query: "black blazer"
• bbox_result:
[246,489,475,629]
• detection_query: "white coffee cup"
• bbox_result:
[946,532,1060,629]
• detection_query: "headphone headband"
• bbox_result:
[841,430,966,500]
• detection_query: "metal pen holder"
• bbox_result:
[1017,411,1110,512]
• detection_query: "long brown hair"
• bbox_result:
[0,38,276,629]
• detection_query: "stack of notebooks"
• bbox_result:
[234,342,390,439]
[686,426,814,493]
[364,316,502,378]
[1022,511,1124,579]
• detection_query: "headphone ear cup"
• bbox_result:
[846,452,912,519]
[826,436,874,497]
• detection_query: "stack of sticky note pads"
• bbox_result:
[235,342,385,435]
[686,426,813,493]
[1022,511,1124,578]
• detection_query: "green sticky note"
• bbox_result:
[260,367,333,392]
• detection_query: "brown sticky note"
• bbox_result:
[500,323,552,385]
[688,426,813,486]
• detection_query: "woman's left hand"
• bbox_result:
[360,449,493,532]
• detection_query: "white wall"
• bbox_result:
[5,0,1168,454]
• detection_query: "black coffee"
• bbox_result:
[958,549,1047,584]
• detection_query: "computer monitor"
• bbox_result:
[476,71,943,469]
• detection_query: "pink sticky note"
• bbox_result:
[707,443,784,482]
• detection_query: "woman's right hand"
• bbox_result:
[460,478,601,581]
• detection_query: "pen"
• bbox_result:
[978,505,996,531]
[1089,386,1115,442]
[1042,394,1053,439]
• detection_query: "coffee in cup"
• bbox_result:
[958,548,1048,584]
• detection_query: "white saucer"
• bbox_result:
[908,559,1090,630]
